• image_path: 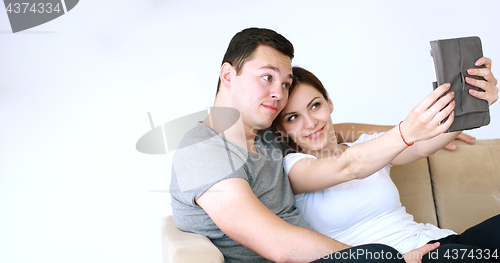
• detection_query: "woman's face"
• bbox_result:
[278,83,335,152]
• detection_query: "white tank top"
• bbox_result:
[284,133,456,253]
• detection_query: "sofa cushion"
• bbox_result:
[390,158,438,226]
[428,139,500,234]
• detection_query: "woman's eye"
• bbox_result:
[263,75,272,82]
[282,83,291,90]
[311,102,320,109]
[287,115,297,122]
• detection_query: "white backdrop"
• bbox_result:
[1,0,499,262]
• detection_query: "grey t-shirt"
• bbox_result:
[170,123,310,262]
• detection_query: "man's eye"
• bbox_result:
[263,75,272,82]
[287,115,297,122]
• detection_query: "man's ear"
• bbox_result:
[327,97,334,114]
[219,62,234,91]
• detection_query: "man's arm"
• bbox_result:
[196,177,350,263]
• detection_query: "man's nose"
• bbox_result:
[270,83,285,101]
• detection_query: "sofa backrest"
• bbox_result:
[391,139,500,234]
[428,139,500,234]
[390,158,438,226]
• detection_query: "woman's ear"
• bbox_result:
[327,97,334,114]
[219,62,234,91]
[276,124,289,138]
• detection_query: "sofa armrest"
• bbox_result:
[162,216,224,263]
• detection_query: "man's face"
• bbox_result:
[231,45,293,131]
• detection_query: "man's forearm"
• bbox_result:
[278,225,351,262]
[196,177,350,263]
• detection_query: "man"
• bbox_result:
[169,28,495,263]
[170,27,442,263]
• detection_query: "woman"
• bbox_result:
[272,63,499,256]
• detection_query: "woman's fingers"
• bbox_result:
[438,110,455,133]
[468,88,499,105]
[432,99,455,130]
[465,77,499,106]
[468,57,498,105]
[475,57,492,69]
[403,83,454,143]
[467,67,497,85]
[466,77,489,90]
[417,83,451,111]
[428,91,454,118]
[433,99,455,121]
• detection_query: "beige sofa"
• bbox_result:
[162,139,500,263]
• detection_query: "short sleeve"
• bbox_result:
[283,152,317,175]
[170,130,249,206]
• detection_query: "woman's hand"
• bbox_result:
[466,57,498,106]
[399,83,455,145]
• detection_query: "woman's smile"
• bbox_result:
[305,125,325,140]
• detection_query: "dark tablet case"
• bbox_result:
[430,36,490,132]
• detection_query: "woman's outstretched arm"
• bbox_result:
[333,123,476,151]
[288,83,455,194]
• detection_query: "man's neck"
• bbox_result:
[243,125,259,154]
[202,106,259,154]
